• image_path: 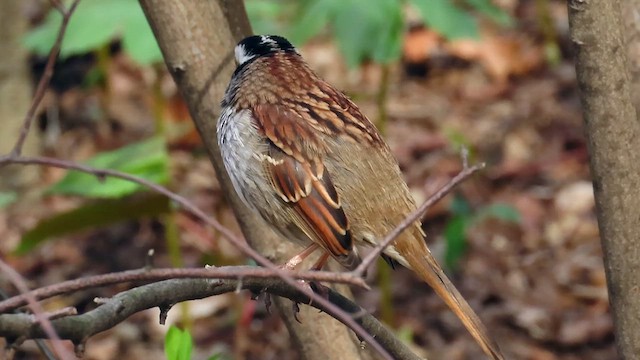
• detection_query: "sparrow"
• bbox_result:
[218,35,503,360]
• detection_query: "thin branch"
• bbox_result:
[0,266,367,313]
[11,0,80,156]
[0,259,74,360]
[353,154,486,277]
[0,153,482,359]
[0,290,56,360]
[0,277,423,360]
[0,155,275,269]
[0,155,393,359]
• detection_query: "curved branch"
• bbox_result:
[0,155,392,358]
[0,266,367,313]
[0,278,422,360]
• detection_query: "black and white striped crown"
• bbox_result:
[234,35,297,66]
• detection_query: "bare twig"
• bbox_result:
[0,266,367,313]
[0,259,74,360]
[0,289,57,360]
[0,152,482,360]
[0,155,268,266]
[0,277,422,360]
[0,155,393,359]
[33,307,78,321]
[353,152,486,277]
[0,3,81,359]
[11,0,80,156]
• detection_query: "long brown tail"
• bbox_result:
[396,240,504,360]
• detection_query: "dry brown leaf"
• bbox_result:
[402,26,443,63]
[446,29,544,84]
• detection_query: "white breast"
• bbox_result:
[217,107,270,211]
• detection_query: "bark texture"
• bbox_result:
[138,2,366,359]
[0,0,38,191]
[622,0,640,114]
[568,0,640,358]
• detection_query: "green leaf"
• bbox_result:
[15,193,170,255]
[332,0,404,67]
[371,0,404,64]
[289,0,340,44]
[165,326,193,360]
[57,0,125,57]
[450,194,471,215]
[48,136,168,198]
[23,12,63,56]
[476,203,521,223]
[23,0,162,65]
[275,0,404,67]
[444,215,469,270]
[395,325,415,344]
[120,6,164,64]
[207,354,231,360]
[245,0,289,37]
[464,0,514,27]
[0,192,18,209]
[333,0,372,67]
[409,0,479,40]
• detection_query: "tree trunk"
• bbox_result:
[568,0,640,358]
[0,0,38,191]
[138,2,367,359]
[622,0,640,116]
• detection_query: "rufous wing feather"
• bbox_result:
[253,104,361,269]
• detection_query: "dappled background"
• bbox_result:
[0,0,614,359]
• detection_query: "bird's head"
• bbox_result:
[234,35,298,67]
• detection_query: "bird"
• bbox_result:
[217,34,504,360]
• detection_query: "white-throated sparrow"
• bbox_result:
[218,35,503,359]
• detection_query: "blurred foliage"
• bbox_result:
[246,0,512,68]
[0,192,18,209]
[207,354,232,360]
[245,0,298,38]
[165,326,193,360]
[15,137,170,254]
[293,0,403,67]
[20,1,175,257]
[444,195,520,270]
[396,325,415,344]
[15,193,170,255]
[48,137,168,198]
[23,0,162,65]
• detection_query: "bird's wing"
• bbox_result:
[251,103,360,269]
